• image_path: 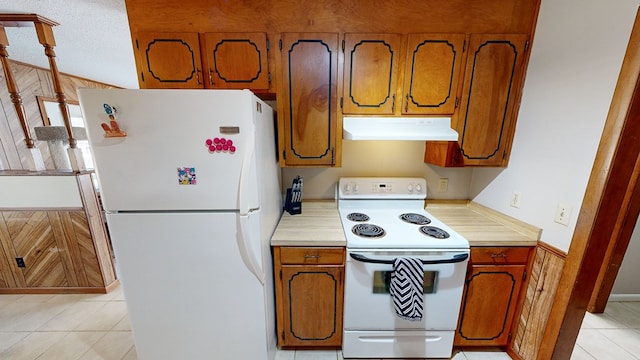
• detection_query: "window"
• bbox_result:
[37,97,95,169]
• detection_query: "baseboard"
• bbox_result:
[609,294,640,302]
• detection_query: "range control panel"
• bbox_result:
[338,177,427,200]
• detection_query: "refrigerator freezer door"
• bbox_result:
[106,212,273,360]
[78,89,261,212]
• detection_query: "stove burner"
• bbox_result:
[399,213,431,225]
[347,212,370,222]
[419,226,450,239]
[352,223,386,238]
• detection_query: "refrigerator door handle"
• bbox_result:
[237,125,256,216]
[236,213,265,285]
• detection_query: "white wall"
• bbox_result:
[281,141,472,199]
[612,217,640,295]
[470,0,639,252]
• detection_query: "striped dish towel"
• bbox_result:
[390,257,424,321]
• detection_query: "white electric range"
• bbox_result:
[338,177,470,359]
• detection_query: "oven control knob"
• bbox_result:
[344,184,352,192]
[353,184,359,192]
[407,184,414,192]
[415,184,423,193]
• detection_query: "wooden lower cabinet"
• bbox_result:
[274,246,344,348]
[455,246,532,347]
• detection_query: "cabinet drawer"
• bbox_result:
[470,247,531,264]
[279,247,345,265]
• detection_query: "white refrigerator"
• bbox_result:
[78,89,282,360]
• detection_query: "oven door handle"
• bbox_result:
[349,252,469,265]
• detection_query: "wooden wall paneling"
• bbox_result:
[0,214,17,287]
[0,243,15,287]
[3,210,67,287]
[0,68,25,169]
[68,210,104,287]
[511,246,543,355]
[509,245,565,360]
[0,98,16,168]
[48,210,82,287]
[76,173,116,286]
[73,210,102,286]
[0,63,51,169]
[11,64,50,166]
[0,212,26,287]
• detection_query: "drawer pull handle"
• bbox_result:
[490,253,507,259]
[304,254,320,259]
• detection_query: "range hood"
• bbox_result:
[342,117,458,141]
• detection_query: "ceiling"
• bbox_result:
[0,0,139,89]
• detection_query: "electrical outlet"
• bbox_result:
[438,178,449,192]
[15,257,25,268]
[510,191,522,208]
[554,203,572,226]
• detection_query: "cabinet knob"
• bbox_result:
[490,253,507,259]
[304,254,320,259]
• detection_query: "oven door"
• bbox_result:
[344,249,469,331]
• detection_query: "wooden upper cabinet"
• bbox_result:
[403,34,466,115]
[202,33,270,90]
[456,34,529,166]
[279,33,340,167]
[135,31,204,88]
[342,33,402,115]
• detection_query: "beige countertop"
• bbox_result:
[271,200,540,247]
[425,201,541,247]
[271,201,346,246]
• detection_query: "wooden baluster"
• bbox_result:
[0,26,45,170]
[34,22,75,148]
[34,21,85,171]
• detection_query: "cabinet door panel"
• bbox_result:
[457,34,528,166]
[203,33,270,89]
[280,33,338,166]
[136,31,203,89]
[456,265,525,346]
[343,33,401,114]
[281,265,343,347]
[403,34,465,115]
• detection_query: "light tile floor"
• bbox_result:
[0,284,637,359]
